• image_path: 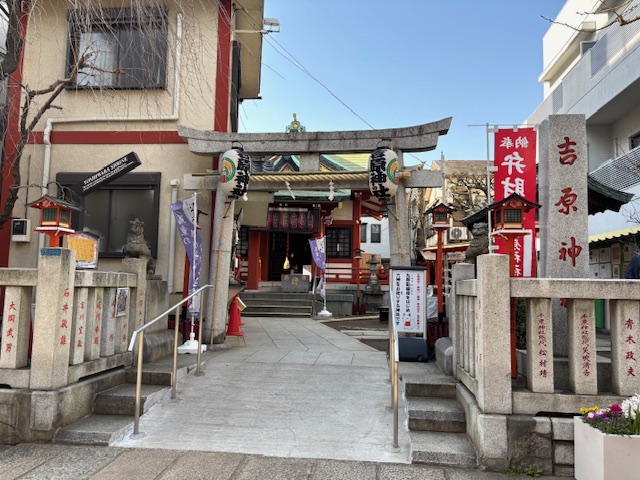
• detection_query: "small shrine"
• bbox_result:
[489,193,540,234]
[425,202,455,229]
[28,195,81,247]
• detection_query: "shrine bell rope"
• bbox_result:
[194,170,411,183]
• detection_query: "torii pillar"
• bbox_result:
[178,118,451,344]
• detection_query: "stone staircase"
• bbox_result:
[403,374,478,468]
[54,356,197,446]
[239,292,313,318]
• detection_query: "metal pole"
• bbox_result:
[388,313,394,384]
[196,288,205,375]
[486,123,494,252]
[133,330,144,435]
[171,304,180,399]
[392,355,399,449]
[190,192,197,341]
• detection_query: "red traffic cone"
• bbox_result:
[226,294,244,336]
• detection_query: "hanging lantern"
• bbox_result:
[368,147,399,199]
[220,146,251,198]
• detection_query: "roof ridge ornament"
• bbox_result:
[286,113,306,133]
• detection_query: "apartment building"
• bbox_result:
[527,0,640,241]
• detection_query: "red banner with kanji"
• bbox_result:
[493,128,537,277]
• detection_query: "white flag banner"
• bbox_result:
[317,274,326,299]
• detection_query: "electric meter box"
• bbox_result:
[11,218,31,242]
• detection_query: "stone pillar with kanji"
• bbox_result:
[30,248,76,390]
[538,114,590,357]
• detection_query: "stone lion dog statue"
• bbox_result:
[123,218,156,275]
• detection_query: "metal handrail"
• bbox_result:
[128,284,212,436]
[388,294,399,451]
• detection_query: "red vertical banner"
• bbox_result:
[493,128,537,277]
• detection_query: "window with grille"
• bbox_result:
[371,224,381,243]
[631,132,640,150]
[326,228,352,258]
[504,209,522,223]
[237,226,249,256]
[67,7,167,89]
[43,208,57,222]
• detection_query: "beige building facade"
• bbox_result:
[4,1,266,297]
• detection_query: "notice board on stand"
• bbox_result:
[389,266,427,335]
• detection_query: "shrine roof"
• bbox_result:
[589,225,640,244]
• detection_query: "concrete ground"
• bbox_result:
[0,316,569,479]
[115,316,411,463]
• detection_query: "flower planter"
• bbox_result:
[574,416,640,480]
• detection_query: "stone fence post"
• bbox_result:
[449,262,475,380]
[30,248,76,390]
[122,258,148,339]
[476,254,512,414]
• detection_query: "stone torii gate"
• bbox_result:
[178,117,451,344]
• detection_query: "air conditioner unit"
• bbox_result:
[447,227,468,242]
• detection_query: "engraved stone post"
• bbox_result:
[30,248,76,390]
[538,115,589,357]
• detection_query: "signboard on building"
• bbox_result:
[65,231,99,269]
[78,152,141,195]
[267,207,319,233]
[493,128,537,277]
[390,266,427,334]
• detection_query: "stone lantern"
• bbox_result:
[366,255,381,294]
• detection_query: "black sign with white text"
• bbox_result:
[78,152,142,195]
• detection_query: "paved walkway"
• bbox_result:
[116,316,411,463]
[0,316,568,479]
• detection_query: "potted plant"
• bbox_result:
[574,394,640,480]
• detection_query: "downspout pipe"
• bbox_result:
[39,13,183,256]
[168,179,180,293]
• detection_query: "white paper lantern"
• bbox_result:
[368,147,399,198]
[220,147,251,197]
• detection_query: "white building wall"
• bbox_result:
[587,125,613,171]
[360,217,390,259]
[530,0,640,238]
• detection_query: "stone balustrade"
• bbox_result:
[450,254,640,416]
[0,248,148,390]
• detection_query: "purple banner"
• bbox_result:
[309,237,326,272]
[171,199,202,295]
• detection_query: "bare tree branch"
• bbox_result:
[543,0,640,32]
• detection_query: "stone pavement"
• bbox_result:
[0,316,569,479]
[0,443,561,479]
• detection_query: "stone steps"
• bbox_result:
[406,397,466,433]
[403,373,478,468]
[54,356,197,446]
[54,414,134,446]
[93,383,169,416]
[409,430,478,468]
[240,292,313,318]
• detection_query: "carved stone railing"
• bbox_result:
[0,249,149,390]
[450,254,640,416]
